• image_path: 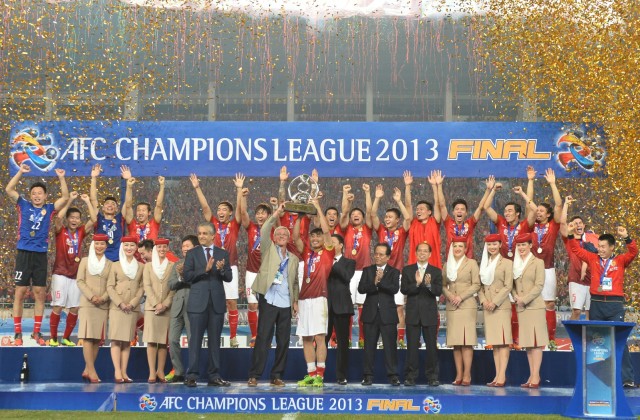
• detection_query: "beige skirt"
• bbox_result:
[78,306,107,340]
[108,308,138,342]
[446,308,478,346]
[483,308,513,345]
[142,310,170,345]
[517,308,549,348]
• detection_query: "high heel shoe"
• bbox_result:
[452,379,462,386]
[528,382,540,389]
[115,378,125,384]
[157,377,168,383]
[520,382,531,388]
[148,378,157,384]
[486,381,496,387]
[123,377,133,383]
[492,382,505,387]
[89,376,102,384]
[81,373,90,382]
[461,380,471,386]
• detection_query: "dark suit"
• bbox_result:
[183,245,232,382]
[401,263,443,382]
[326,255,356,381]
[358,264,400,379]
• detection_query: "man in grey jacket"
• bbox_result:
[166,234,198,383]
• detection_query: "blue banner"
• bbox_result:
[8,121,606,177]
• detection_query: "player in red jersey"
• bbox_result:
[560,196,599,320]
[339,182,374,347]
[49,191,97,347]
[528,169,563,344]
[371,184,411,347]
[405,170,442,267]
[190,172,242,347]
[124,174,165,242]
[236,173,275,347]
[293,199,334,387]
[437,175,494,258]
[483,167,537,347]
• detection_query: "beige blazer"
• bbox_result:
[143,262,176,309]
[512,255,545,312]
[478,257,513,310]
[76,257,112,310]
[107,261,145,310]
[251,214,300,304]
[442,257,481,311]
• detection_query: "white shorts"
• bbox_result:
[569,282,591,311]
[350,270,367,305]
[541,268,557,301]
[223,265,239,300]
[246,271,258,304]
[51,274,81,308]
[297,297,328,337]
[394,274,405,305]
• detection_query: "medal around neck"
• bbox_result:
[284,174,319,215]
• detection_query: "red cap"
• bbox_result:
[484,233,501,243]
[93,234,109,242]
[451,236,467,243]
[515,233,533,244]
[155,238,169,245]
[121,236,138,244]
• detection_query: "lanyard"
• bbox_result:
[385,228,394,250]
[252,225,261,251]
[218,223,228,247]
[599,256,614,284]
[506,223,517,251]
[535,223,548,245]
[67,228,79,256]
[307,250,315,279]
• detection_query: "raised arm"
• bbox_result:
[392,187,412,231]
[544,168,563,223]
[403,170,413,219]
[473,175,495,222]
[123,177,136,224]
[436,172,448,221]
[428,170,442,223]
[5,164,29,202]
[153,176,165,224]
[312,198,332,247]
[483,182,499,223]
[278,165,289,204]
[120,165,132,216]
[81,193,97,231]
[292,215,305,254]
[370,184,384,231]
[55,191,78,232]
[513,185,537,226]
[559,195,574,237]
[53,168,70,211]
[234,174,251,229]
[89,164,101,210]
[363,183,373,228]
[339,184,353,229]
[190,173,213,221]
[526,165,536,202]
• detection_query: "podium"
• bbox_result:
[563,320,635,419]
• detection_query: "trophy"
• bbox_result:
[284,174,319,215]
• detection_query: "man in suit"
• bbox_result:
[401,242,443,386]
[326,234,356,385]
[183,222,233,387]
[358,243,401,386]
[248,203,300,387]
[166,234,198,383]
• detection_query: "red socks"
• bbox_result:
[50,312,61,339]
[398,327,405,342]
[64,312,78,340]
[14,317,22,334]
[228,309,239,339]
[546,309,557,341]
[34,315,43,334]
[247,309,258,338]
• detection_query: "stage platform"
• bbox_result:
[1,347,640,415]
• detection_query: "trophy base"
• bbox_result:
[284,202,317,215]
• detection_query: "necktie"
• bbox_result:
[418,266,425,278]
[206,247,212,260]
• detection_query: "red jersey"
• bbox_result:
[246,221,275,273]
[444,216,478,259]
[344,224,373,270]
[496,215,531,260]
[299,245,335,300]
[330,225,344,236]
[531,220,560,269]
[280,212,310,260]
[567,238,638,297]
[376,225,408,271]
[408,217,441,268]
[128,218,160,242]
[563,233,598,286]
[53,226,87,279]
[210,217,240,265]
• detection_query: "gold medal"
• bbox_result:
[41,209,47,216]
[508,251,513,258]
[30,231,35,237]
[306,277,311,284]
[537,247,543,254]
[75,257,80,263]
[352,249,357,256]
[108,239,114,245]
[597,286,603,292]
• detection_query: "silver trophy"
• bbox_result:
[284,174,319,215]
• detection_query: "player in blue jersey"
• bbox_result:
[5,163,69,346]
[90,164,130,262]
